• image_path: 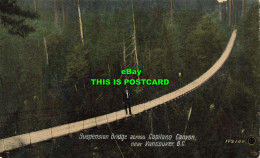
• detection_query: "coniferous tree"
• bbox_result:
[0,0,38,37]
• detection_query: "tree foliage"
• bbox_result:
[0,0,38,37]
[0,1,259,157]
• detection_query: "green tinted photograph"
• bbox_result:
[0,0,259,157]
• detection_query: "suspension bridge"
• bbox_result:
[0,30,237,154]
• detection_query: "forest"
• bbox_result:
[0,0,259,157]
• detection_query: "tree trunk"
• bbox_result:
[0,74,3,86]
[77,0,84,43]
[74,83,78,92]
[132,0,140,80]
[43,37,49,65]
[83,79,86,88]
[123,37,126,70]
[219,3,222,21]
[149,110,153,134]
[229,0,232,28]
[54,0,59,27]
[34,0,37,12]
[148,41,151,78]
[184,107,192,134]
[170,0,174,21]
[242,0,246,17]
[165,105,171,133]
[108,64,111,78]
[62,0,66,24]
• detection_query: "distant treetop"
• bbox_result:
[0,0,39,37]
